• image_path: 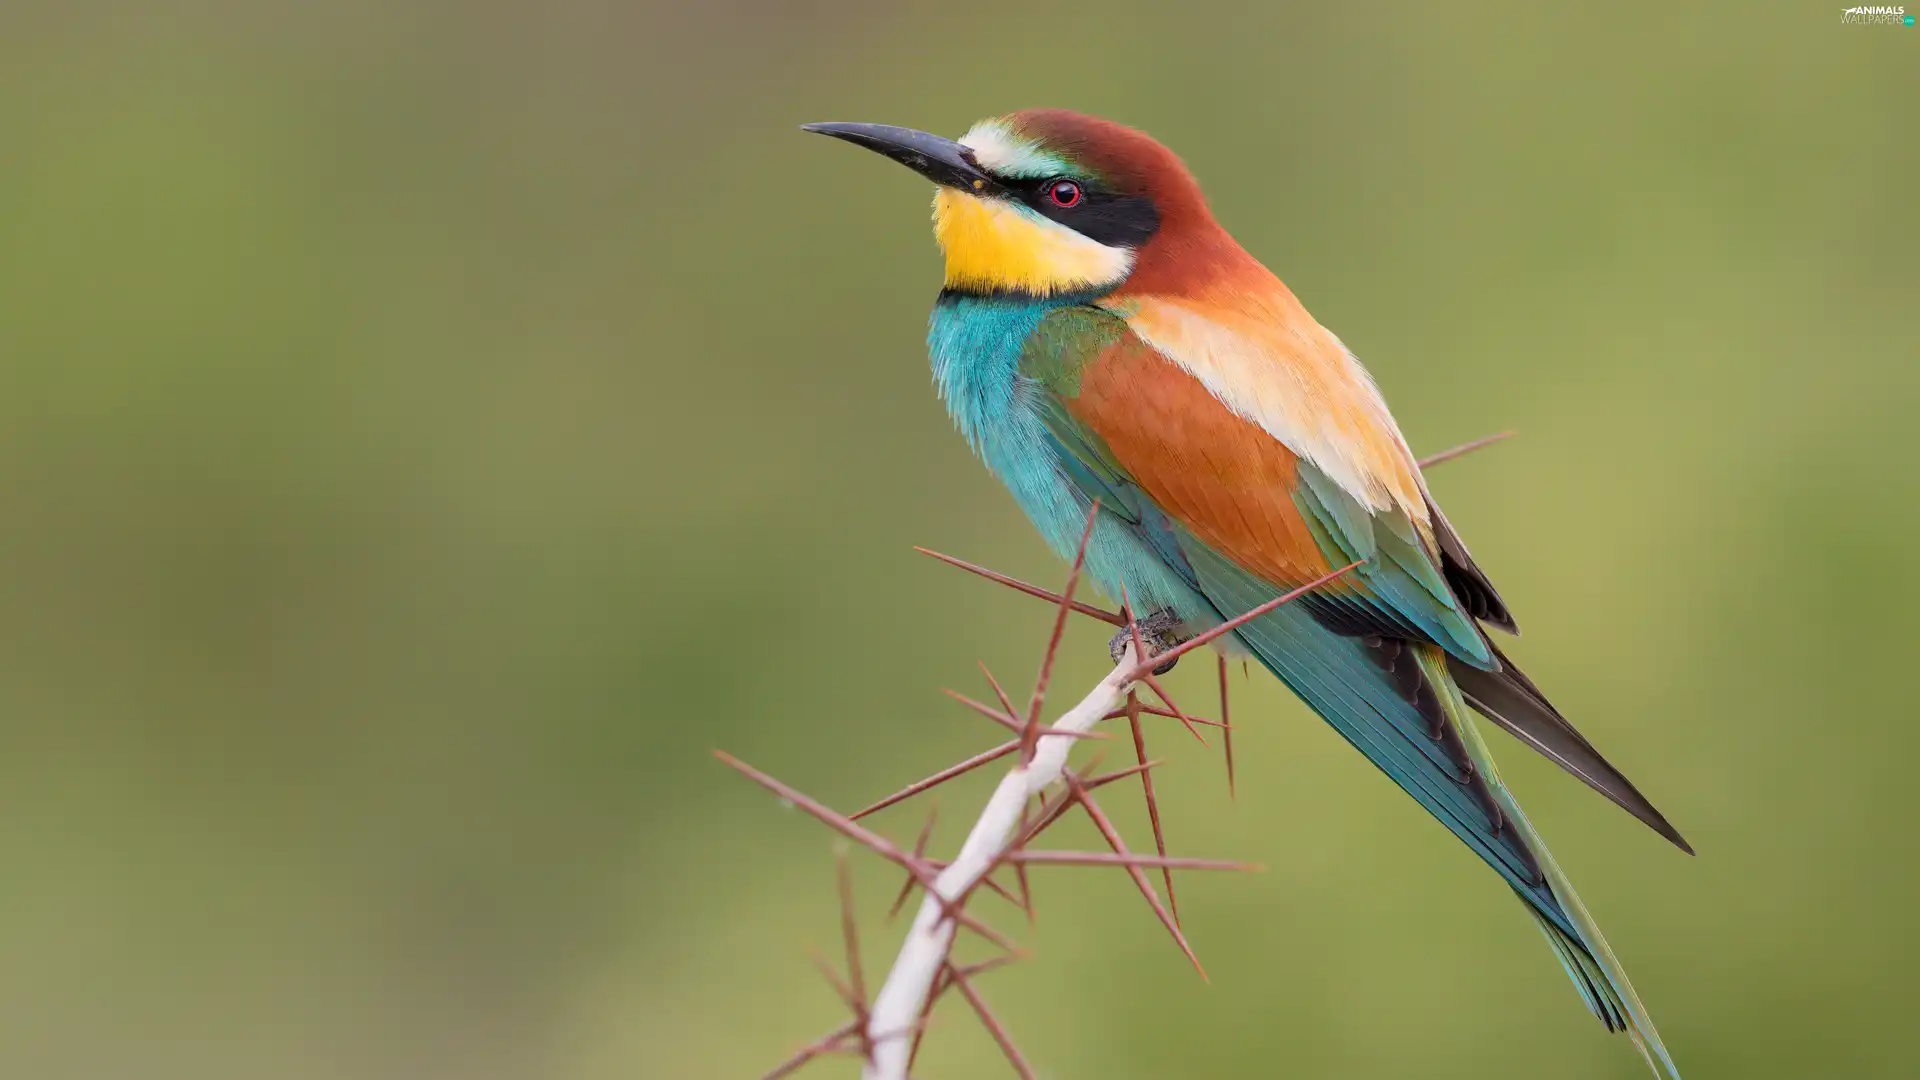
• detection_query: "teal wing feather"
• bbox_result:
[1174,533,1566,926]
[1017,308,1558,921]
[1190,534,1680,1076]
[1290,460,1494,668]
[1015,308,1680,1073]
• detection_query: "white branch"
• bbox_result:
[862,649,1143,1080]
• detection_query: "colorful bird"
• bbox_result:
[804,110,1689,1077]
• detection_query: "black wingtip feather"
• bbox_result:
[1425,497,1520,636]
[1451,647,1694,856]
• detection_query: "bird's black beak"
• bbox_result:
[801,122,1003,195]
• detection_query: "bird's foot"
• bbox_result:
[1108,608,1189,675]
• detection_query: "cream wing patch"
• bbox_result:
[1113,295,1429,524]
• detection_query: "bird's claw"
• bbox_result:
[1108,608,1189,674]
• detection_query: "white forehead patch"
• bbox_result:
[958,119,1076,180]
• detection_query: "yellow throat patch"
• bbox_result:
[931,188,1132,295]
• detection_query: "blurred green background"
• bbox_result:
[1,2,1915,1078]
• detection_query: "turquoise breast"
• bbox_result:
[926,291,1220,626]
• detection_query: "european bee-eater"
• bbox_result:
[804,110,1688,1076]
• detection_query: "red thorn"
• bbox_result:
[758,1021,859,1080]
[945,962,1038,1080]
[915,546,1125,626]
[1123,690,1179,926]
[806,945,862,1019]
[1219,654,1236,801]
[1021,500,1100,765]
[1083,758,1165,790]
[886,880,916,923]
[887,803,941,921]
[830,853,871,1059]
[976,873,1024,909]
[917,798,940,847]
[712,751,997,941]
[960,758,1104,915]
[835,854,867,1022]
[978,661,1018,719]
[1100,704,1229,728]
[953,907,1021,956]
[717,751,917,866]
[1142,672,1210,748]
[1008,851,1263,871]
[954,951,1025,980]
[1417,429,1517,469]
[943,688,1108,740]
[954,763,1095,924]
[1016,765,1091,845]
[1063,772,1209,981]
[903,953,1026,1075]
[848,740,1019,821]
[1121,561,1364,682]
[907,966,949,1072]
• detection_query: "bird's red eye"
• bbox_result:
[1046,180,1082,208]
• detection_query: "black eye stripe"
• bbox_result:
[1003,175,1160,248]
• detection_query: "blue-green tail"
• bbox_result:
[1182,541,1681,1078]
[1419,645,1681,1079]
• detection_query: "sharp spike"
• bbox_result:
[712,751,998,938]
[944,962,1037,1080]
[758,1021,860,1080]
[954,951,1025,980]
[1141,672,1210,747]
[959,758,1103,914]
[887,803,941,920]
[1218,654,1236,800]
[835,853,868,1021]
[1123,690,1179,925]
[1063,772,1208,980]
[830,852,871,1060]
[1009,851,1262,871]
[1019,758,1105,843]
[906,967,947,1073]
[717,751,920,867]
[1100,703,1229,728]
[1014,802,1035,927]
[914,547,1125,626]
[1021,500,1100,764]
[1083,758,1165,790]
[952,907,1021,955]
[848,740,1020,821]
[978,661,1019,720]
[975,873,1024,909]
[1122,561,1363,681]
[806,945,862,1019]
[943,688,1108,740]
[1417,429,1517,469]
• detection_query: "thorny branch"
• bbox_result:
[717,432,1511,1080]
